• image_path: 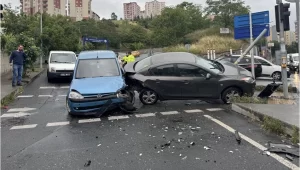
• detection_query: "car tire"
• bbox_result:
[139,89,158,105]
[47,77,53,83]
[272,71,282,81]
[66,98,74,116]
[221,87,242,104]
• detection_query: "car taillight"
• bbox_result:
[246,64,257,68]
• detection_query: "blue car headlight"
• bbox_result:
[69,91,84,99]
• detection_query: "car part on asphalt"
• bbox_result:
[286,154,294,161]
[235,130,241,144]
[258,82,282,98]
[266,143,300,157]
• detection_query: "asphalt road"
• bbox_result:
[1,72,299,170]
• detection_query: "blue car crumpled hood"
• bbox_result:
[70,76,125,94]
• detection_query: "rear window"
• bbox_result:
[135,57,151,71]
[50,53,76,63]
[229,57,261,64]
[75,58,120,78]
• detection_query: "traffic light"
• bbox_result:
[275,3,290,32]
[0,4,3,19]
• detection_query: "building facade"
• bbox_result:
[123,2,140,20]
[69,0,92,21]
[145,0,165,18]
[295,21,298,42]
[284,31,296,45]
[20,0,66,15]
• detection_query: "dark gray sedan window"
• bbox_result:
[177,64,207,77]
[150,64,176,76]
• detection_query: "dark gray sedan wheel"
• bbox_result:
[221,87,241,104]
[139,89,158,105]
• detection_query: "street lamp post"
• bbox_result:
[286,0,300,73]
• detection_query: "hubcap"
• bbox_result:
[225,90,240,103]
[142,91,157,104]
[273,73,281,80]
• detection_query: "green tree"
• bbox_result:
[111,12,118,20]
[286,42,299,53]
[205,0,250,28]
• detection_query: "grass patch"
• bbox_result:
[255,85,298,93]
[230,96,268,104]
[1,87,23,107]
[291,126,300,144]
[163,35,244,55]
[263,116,285,135]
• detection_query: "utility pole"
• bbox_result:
[40,8,43,69]
[249,12,255,78]
[275,0,290,98]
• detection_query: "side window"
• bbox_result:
[177,64,207,77]
[257,59,272,66]
[150,64,176,76]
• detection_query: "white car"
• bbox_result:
[253,56,290,80]
[232,55,290,80]
[47,51,77,82]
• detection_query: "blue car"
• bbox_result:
[66,50,130,116]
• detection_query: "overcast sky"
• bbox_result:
[2,0,298,30]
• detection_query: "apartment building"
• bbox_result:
[284,30,296,45]
[145,0,165,18]
[140,10,147,19]
[69,0,92,21]
[20,0,66,15]
[123,2,140,20]
[267,25,279,42]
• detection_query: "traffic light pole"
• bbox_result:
[277,0,289,98]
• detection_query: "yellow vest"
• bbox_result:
[127,55,135,63]
[122,55,128,62]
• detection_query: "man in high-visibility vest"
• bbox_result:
[127,51,135,63]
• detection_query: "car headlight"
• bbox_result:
[68,91,84,99]
[241,77,255,83]
[50,67,56,72]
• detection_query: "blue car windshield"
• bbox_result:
[75,58,120,78]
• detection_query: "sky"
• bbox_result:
[2,0,298,30]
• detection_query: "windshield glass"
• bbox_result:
[135,57,151,71]
[75,58,120,79]
[196,57,221,74]
[50,53,76,63]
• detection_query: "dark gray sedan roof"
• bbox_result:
[150,52,196,65]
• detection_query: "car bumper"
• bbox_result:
[67,98,125,116]
[241,82,256,97]
[47,71,73,79]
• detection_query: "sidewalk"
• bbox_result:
[1,67,45,105]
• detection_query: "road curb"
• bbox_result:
[1,69,45,106]
[231,103,297,137]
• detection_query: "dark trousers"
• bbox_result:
[12,64,23,85]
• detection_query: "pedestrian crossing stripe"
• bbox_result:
[4,108,226,130]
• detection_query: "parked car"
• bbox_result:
[66,50,132,116]
[216,55,262,78]
[47,51,77,82]
[287,53,299,73]
[124,52,256,104]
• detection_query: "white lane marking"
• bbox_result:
[203,115,300,170]
[46,121,70,127]
[184,109,203,113]
[10,124,37,130]
[7,107,36,112]
[206,108,223,111]
[58,95,67,97]
[38,95,53,97]
[135,113,156,118]
[1,113,30,118]
[108,115,129,120]
[160,111,179,115]
[78,118,101,123]
[60,86,70,89]
[40,86,56,89]
[17,95,33,98]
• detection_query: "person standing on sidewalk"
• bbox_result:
[9,45,27,87]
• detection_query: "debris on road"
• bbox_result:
[211,132,215,135]
[195,157,200,160]
[97,144,101,147]
[84,160,91,167]
[286,154,294,161]
[190,142,195,146]
[182,156,187,160]
[229,151,233,153]
[235,130,241,145]
[263,151,271,156]
[139,153,142,156]
[204,146,210,150]
[178,132,183,135]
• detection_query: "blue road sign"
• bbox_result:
[82,37,109,49]
[234,11,270,40]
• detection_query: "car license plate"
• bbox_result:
[61,73,70,76]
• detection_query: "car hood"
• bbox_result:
[70,76,125,94]
[49,63,75,70]
[219,61,252,77]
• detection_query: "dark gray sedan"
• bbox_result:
[124,52,256,104]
